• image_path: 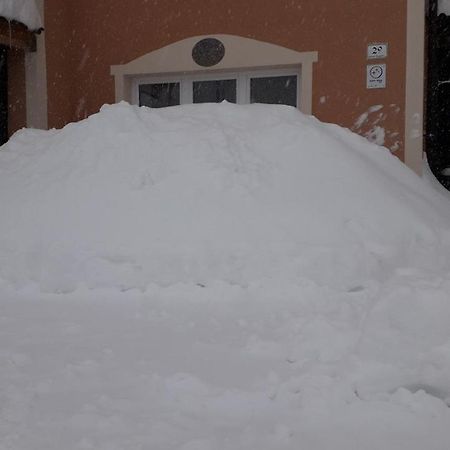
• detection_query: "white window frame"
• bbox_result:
[111,35,318,114]
[131,67,301,107]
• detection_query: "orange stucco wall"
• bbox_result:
[44,0,407,159]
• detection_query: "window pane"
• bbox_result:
[193,79,237,104]
[139,83,180,108]
[250,75,297,107]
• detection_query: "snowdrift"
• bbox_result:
[1,101,450,292]
[2,102,450,449]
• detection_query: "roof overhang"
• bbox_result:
[0,17,39,51]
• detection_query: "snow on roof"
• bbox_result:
[0,0,42,31]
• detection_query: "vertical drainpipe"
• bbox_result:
[404,0,426,174]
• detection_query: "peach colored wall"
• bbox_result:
[45,0,407,159]
[44,0,76,131]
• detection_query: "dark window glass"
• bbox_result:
[250,75,297,107]
[139,82,180,108]
[193,79,237,104]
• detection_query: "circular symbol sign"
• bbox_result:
[192,38,225,67]
[369,65,383,79]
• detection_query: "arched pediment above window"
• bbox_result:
[111,34,318,114]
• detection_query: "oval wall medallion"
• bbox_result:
[192,38,225,67]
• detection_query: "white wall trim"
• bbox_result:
[25,0,48,129]
[111,34,318,114]
[405,0,425,174]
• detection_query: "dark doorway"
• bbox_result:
[426,0,450,189]
[0,45,7,146]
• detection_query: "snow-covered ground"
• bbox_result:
[1,102,450,449]
[0,0,42,30]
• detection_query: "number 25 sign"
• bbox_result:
[367,43,388,59]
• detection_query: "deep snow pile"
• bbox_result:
[0,102,449,292]
[0,0,42,30]
[2,102,450,449]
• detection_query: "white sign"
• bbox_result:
[367,43,388,59]
[367,64,386,89]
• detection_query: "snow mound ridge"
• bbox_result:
[0,101,449,292]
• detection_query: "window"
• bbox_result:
[193,79,237,104]
[250,75,297,107]
[139,82,180,108]
[133,68,300,108]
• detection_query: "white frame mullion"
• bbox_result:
[237,73,247,105]
[181,79,193,104]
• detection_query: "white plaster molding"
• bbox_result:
[111,34,318,114]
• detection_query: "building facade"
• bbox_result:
[5,0,426,173]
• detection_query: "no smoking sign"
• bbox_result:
[367,64,386,89]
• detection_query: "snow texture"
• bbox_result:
[423,158,450,202]
[1,102,450,449]
[0,0,42,30]
[439,0,450,15]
